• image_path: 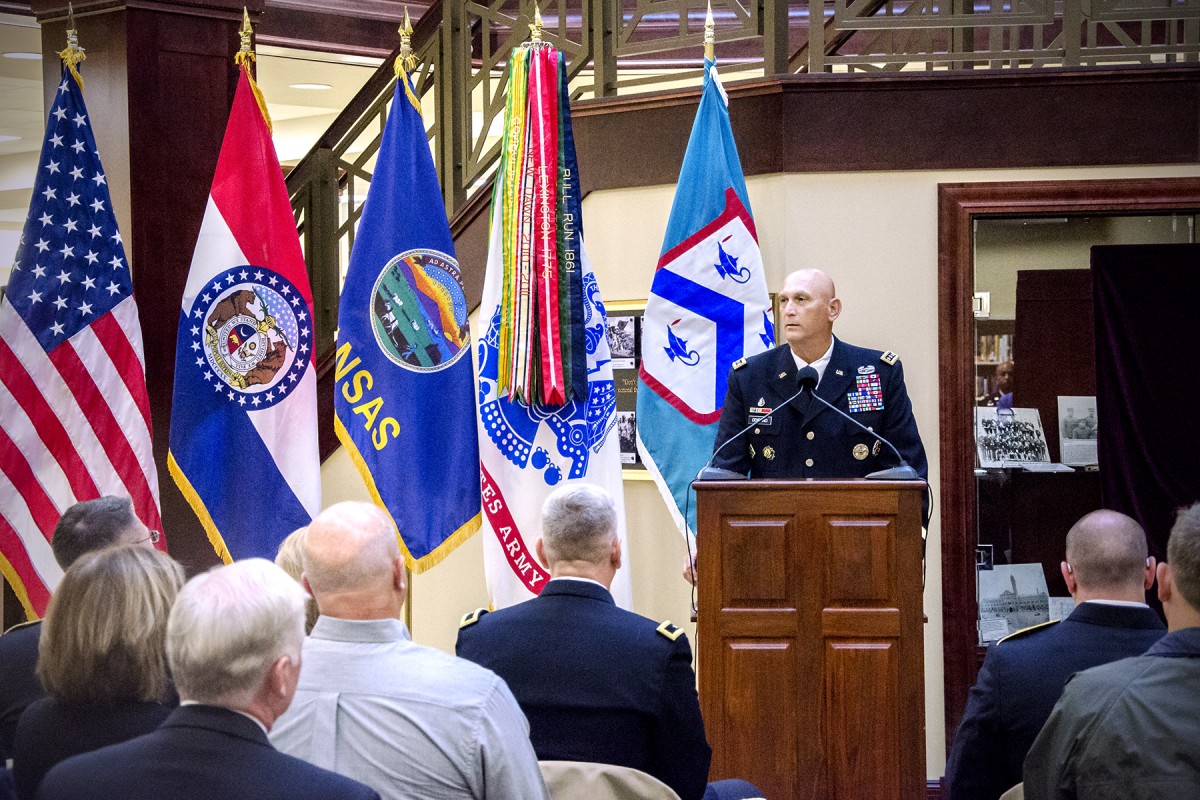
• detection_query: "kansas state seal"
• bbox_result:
[370,249,470,373]
[189,266,310,409]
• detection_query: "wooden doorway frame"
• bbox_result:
[936,176,1200,750]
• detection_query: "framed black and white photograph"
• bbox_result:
[605,314,639,369]
[606,301,650,479]
[975,407,1051,468]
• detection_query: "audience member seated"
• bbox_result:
[35,559,380,800]
[945,509,1164,800]
[274,526,319,633]
[0,496,158,761]
[1024,503,1200,800]
[270,502,548,800]
[457,483,761,800]
[12,545,183,799]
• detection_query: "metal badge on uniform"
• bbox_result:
[853,443,869,460]
[872,440,881,456]
[749,443,756,459]
[846,374,885,413]
[778,372,788,379]
[835,369,844,376]
[763,446,776,461]
[881,351,899,365]
[857,365,876,375]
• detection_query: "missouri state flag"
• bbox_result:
[333,63,481,571]
[477,43,630,608]
[169,66,320,562]
[636,58,772,538]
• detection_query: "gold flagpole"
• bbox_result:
[234,8,273,132]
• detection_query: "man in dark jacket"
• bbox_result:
[711,268,927,483]
[36,559,379,800]
[1024,503,1200,800]
[457,483,758,800]
[945,509,1164,800]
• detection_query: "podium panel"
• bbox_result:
[694,480,925,800]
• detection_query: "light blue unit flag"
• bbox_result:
[635,59,773,538]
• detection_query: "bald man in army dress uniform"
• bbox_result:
[711,268,928,482]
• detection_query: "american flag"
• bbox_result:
[0,68,162,618]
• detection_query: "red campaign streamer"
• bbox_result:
[528,46,565,405]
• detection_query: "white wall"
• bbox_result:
[320,161,1200,780]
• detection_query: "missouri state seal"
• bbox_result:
[370,248,470,373]
[190,266,310,409]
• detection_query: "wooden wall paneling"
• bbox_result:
[1012,269,1096,462]
[568,66,1200,197]
[936,177,1200,757]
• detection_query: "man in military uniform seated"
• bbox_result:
[456,484,759,800]
[711,268,927,482]
[944,510,1165,800]
[1024,503,1200,800]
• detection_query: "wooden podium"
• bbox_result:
[694,480,926,800]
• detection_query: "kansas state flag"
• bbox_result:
[636,59,772,538]
[169,67,321,562]
[333,69,481,571]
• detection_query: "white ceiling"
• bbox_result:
[0,15,380,287]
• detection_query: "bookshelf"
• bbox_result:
[975,318,1015,399]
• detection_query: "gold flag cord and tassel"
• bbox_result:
[58,4,86,89]
[235,7,273,132]
[394,7,423,113]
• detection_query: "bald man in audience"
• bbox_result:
[36,559,378,800]
[0,495,158,762]
[1024,502,1200,799]
[270,502,548,800]
[944,510,1165,800]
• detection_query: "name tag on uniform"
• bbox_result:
[847,374,884,413]
[748,406,773,425]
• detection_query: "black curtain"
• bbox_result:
[1093,243,1200,565]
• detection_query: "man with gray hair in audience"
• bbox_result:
[0,495,159,762]
[270,501,548,800]
[457,483,760,800]
[1024,503,1200,799]
[945,509,1164,800]
[35,558,379,800]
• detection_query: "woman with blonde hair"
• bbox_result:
[12,544,184,799]
[275,526,320,634]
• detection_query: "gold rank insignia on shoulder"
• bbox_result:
[997,618,1059,644]
[732,357,747,370]
[656,620,684,641]
[880,351,899,365]
[459,608,489,629]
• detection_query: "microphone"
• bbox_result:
[796,365,919,480]
[695,381,810,481]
